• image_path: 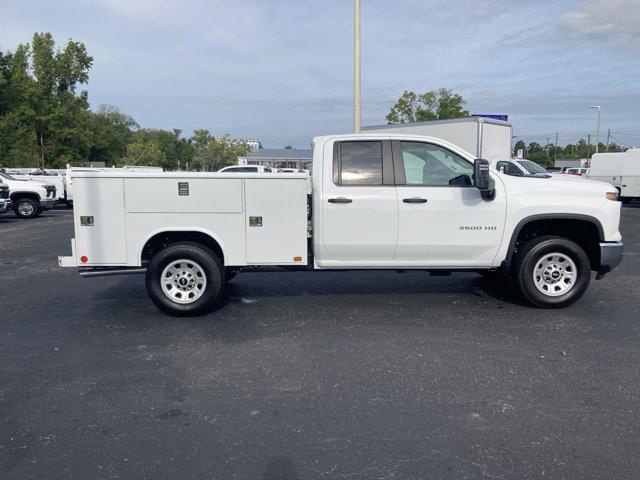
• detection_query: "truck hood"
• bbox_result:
[499,172,616,195]
[16,178,55,187]
[6,178,53,189]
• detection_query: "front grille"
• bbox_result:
[0,187,8,200]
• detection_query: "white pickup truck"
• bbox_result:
[0,171,57,218]
[59,134,623,315]
[0,184,11,215]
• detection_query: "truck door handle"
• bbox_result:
[403,197,428,204]
[328,197,353,204]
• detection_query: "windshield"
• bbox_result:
[517,160,547,175]
[0,171,17,181]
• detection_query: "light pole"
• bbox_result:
[589,105,601,154]
[354,0,361,133]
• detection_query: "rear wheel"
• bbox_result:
[146,242,224,316]
[513,235,591,308]
[14,198,40,219]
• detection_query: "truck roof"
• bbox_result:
[312,133,477,159]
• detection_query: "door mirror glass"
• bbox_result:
[474,159,496,200]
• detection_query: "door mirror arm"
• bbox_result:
[473,159,496,201]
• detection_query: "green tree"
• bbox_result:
[88,104,138,165]
[386,88,469,124]
[0,32,94,167]
[190,129,250,171]
[123,140,164,166]
[284,144,293,149]
[171,128,195,170]
[513,140,526,156]
[0,33,251,170]
[527,142,543,154]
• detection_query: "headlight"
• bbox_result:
[606,191,619,201]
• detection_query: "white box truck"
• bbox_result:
[588,149,640,202]
[60,133,623,316]
[362,117,513,161]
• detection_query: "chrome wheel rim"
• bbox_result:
[533,252,577,297]
[161,259,207,304]
[18,202,34,216]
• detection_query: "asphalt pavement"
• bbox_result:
[1,205,639,479]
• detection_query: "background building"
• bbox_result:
[238,148,313,170]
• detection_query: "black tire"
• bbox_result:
[225,268,239,282]
[13,197,40,219]
[513,235,591,308]
[145,242,225,316]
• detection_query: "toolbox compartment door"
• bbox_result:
[124,178,242,213]
[244,179,307,265]
[74,177,127,264]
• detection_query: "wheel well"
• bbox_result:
[509,218,602,270]
[141,231,224,265]
[10,192,40,202]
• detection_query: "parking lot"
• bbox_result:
[1,205,639,479]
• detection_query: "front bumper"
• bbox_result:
[597,242,623,279]
[40,198,56,209]
[0,199,12,215]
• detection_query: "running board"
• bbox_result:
[79,267,147,277]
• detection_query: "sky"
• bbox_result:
[2,0,640,148]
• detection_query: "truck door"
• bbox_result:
[392,140,506,267]
[320,140,398,264]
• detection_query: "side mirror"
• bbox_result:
[474,159,495,201]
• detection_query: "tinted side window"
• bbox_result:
[400,142,473,186]
[339,141,383,185]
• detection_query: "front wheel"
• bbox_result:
[513,236,591,308]
[14,198,41,219]
[146,242,224,316]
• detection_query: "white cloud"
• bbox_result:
[560,0,640,47]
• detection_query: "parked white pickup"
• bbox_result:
[60,134,623,315]
[0,184,11,215]
[0,171,57,218]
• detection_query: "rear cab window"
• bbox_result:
[333,141,384,185]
